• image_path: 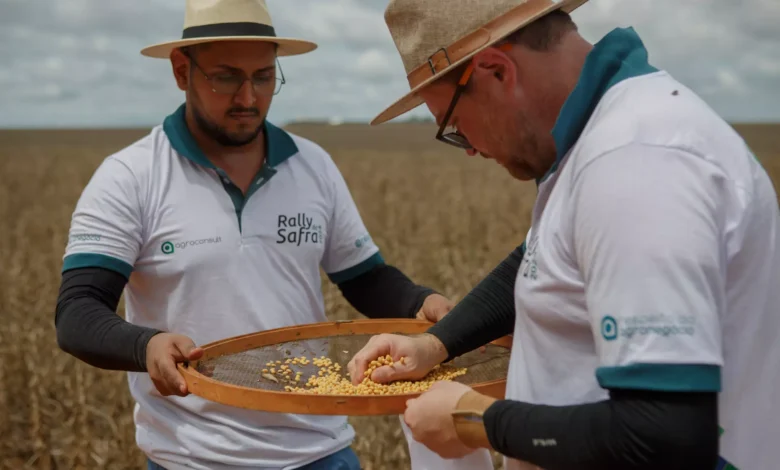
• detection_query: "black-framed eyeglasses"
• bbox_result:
[435,42,514,150]
[435,67,473,149]
[183,51,286,96]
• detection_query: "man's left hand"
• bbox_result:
[416,293,455,323]
[403,381,477,459]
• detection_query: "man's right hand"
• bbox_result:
[347,333,448,385]
[145,333,204,397]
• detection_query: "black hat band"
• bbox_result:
[182,22,277,40]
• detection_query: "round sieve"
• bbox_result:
[178,319,512,415]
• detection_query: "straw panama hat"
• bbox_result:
[371,0,590,125]
[140,0,317,59]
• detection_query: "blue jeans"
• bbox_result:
[147,446,361,470]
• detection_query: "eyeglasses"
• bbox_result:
[435,68,472,149]
[184,52,286,96]
[435,43,514,150]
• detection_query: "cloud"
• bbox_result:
[353,48,398,81]
[274,0,391,48]
[0,0,779,127]
[571,0,780,120]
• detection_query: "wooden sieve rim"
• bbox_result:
[177,319,512,416]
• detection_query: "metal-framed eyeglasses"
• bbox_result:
[183,50,286,96]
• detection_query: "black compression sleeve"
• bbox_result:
[337,263,436,319]
[426,244,524,361]
[483,389,719,470]
[55,267,162,372]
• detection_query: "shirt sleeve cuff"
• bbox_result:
[62,253,134,279]
[595,363,721,392]
[326,251,385,284]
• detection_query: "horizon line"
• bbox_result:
[2,119,780,132]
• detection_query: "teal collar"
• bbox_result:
[162,103,299,233]
[162,103,299,170]
[542,27,659,183]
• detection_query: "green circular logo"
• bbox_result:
[161,241,174,254]
[601,316,618,341]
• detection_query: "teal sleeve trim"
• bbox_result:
[596,363,721,392]
[327,252,385,284]
[62,253,134,279]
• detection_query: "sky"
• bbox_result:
[1,0,779,128]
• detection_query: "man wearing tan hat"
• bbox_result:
[53,1,473,469]
[348,0,780,469]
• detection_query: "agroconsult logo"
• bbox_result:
[161,236,222,255]
[601,316,618,341]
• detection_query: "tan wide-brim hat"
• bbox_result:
[140,0,317,59]
[371,0,589,125]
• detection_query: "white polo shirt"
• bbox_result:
[62,104,384,470]
[504,28,779,470]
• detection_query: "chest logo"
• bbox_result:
[520,234,539,280]
[277,213,324,246]
[160,237,223,254]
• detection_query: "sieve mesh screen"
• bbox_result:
[195,334,510,392]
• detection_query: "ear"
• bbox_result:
[472,46,518,91]
[170,48,190,92]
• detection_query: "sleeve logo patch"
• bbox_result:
[601,316,618,341]
[68,233,103,244]
[355,233,372,248]
[600,314,696,341]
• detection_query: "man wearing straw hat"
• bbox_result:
[52,1,498,469]
[348,0,780,469]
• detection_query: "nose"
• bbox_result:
[233,80,256,108]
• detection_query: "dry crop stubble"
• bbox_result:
[0,126,532,470]
[1,136,144,469]
[0,123,777,470]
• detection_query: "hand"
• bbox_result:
[347,333,448,385]
[403,381,476,459]
[417,293,488,354]
[145,332,204,397]
[415,293,455,323]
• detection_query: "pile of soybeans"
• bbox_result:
[260,354,467,395]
